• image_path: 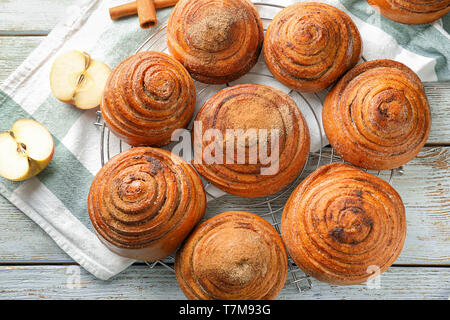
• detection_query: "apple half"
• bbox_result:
[0,119,54,181]
[50,50,111,109]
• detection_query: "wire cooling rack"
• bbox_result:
[93,2,403,294]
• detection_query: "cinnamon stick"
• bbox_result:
[109,0,179,21]
[137,0,157,28]
[110,2,137,20]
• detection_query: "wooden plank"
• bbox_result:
[0,194,71,262]
[0,265,448,300]
[424,82,450,145]
[0,147,448,265]
[0,36,43,83]
[0,0,72,33]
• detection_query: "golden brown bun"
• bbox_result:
[88,147,206,261]
[367,0,450,24]
[193,84,310,198]
[167,0,263,84]
[281,163,406,285]
[323,59,431,170]
[264,2,362,93]
[101,51,196,147]
[175,211,288,300]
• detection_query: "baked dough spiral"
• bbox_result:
[88,147,206,261]
[167,0,263,84]
[281,163,406,285]
[264,2,362,93]
[323,59,431,170]
[193,84,310,198]
[101,51,196,147]
[367,0,450,24]
[175,211,288,300]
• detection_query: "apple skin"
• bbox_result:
[0,119,54,181]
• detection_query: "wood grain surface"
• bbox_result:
[0,0,73,35]
[0,265,448,300]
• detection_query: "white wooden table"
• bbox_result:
[0,0,449,300]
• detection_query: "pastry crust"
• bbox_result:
[264,2,362,93]
[175,211,288,300]
[88,147,206,261]
[193,83,310,198]
[167,0,263,84]
[281,163,406,285]
[367,0,450,24]
[101,51,196,147]
[323,59,431,170]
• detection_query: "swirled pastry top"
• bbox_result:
[101,51,196,147]
[175,211,288,300]
[88,147,206,261]
[323,59,431,170]
[264,2,362,93]
[367,0,450,24]
[167,0,263,84]
[192,84,310,198]
[281,163,406,285]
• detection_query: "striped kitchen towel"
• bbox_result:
[0,0,448,280]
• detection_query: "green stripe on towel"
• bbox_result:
[32,96,84,141]
[37,141,95,228]
[0,90,33,131]
[0,89,94,228]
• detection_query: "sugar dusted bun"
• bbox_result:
[193,83,310,198]
[101,51,196,147]
[167,0,263,84]
[264,2,362,93]
[88,147,206,261]
[175,211,288,300]
[323,59,430,170]
[282,163,406,285]
[367,0,450,24]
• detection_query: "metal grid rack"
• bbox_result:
[93,2,402,294]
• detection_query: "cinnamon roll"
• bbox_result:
[175,211,288,300]
[167,0,263,84]
[323,59,431,170]
[193,84,310,198]
[367,0,450,24]
[88,147,206,261]
[101,51,196,147]
[281,163,406,285]
[264,2,362,93]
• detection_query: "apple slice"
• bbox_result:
[50,50,88,103]
[0,132,29,181]
[49,50,111,109]
[0,119,54,181]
